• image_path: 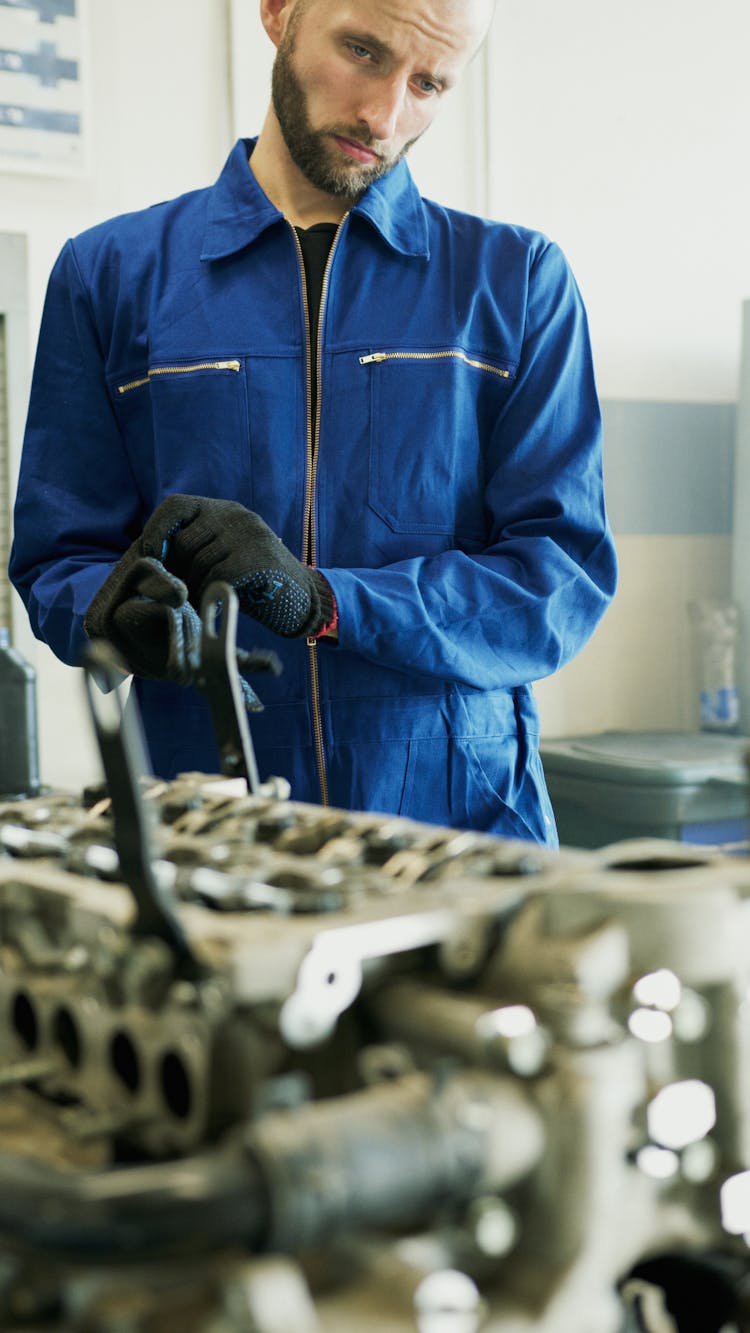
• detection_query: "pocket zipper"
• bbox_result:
[117,360,241,396]
[359,350,513,379]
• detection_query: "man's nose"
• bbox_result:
[357,77,406,143]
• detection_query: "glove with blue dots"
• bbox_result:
[140,495,336,640]
[84,552,202,683]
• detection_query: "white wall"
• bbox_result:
[487,0,750,402]
[486,0,750,737]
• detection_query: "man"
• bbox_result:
[9,0,617,844]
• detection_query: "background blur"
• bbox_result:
[1,0,748,791]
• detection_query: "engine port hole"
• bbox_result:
[110,1031,140,1094]
[52,1006,82,1069]
[12,991,38,1051]
[606,856,707,873]
[160,1051,192,1120]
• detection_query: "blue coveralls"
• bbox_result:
[9,139,617,843]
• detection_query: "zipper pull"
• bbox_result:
[359,353,388,365]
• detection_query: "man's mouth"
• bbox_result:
[331,134,380,166]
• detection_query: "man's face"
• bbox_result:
[271,0,492,199]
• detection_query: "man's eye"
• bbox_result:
[348,43,373,61]
[416,78,439,95]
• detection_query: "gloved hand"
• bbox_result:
[140,494,337,640]
[84,549,203,684]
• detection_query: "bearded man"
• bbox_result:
[9,0,617,843]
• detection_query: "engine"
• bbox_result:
[0,619,748,1332]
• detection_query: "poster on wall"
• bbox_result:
[0,0,89,176]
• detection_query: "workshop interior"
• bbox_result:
[2,1,750,1330]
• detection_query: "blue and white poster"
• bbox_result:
[0,0,88,174]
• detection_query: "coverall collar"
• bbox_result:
[201,138,430,262]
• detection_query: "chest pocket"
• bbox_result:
[362,348,516,541]
[111,359,251,503]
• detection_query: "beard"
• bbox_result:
[271,28,416,199]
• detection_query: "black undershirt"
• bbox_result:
[295,223,337,433]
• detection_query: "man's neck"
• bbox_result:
[250,111,352,229]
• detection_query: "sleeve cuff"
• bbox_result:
[308,570,338,639]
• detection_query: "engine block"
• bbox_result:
[0,622,748,1332]
[0,764,749,1331]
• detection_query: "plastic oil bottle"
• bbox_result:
[0,627,40,798]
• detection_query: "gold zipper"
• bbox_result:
[117,360,241,395]
[290,217,348,808]
[359,349,512,379]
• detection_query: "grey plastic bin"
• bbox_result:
[540,730,750,849]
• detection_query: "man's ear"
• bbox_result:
[259,0,297,49]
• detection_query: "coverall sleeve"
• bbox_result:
[9,241,144,667]
[320,242,617,691]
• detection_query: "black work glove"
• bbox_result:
[140,495,336,640]
[85,550,269,708]
[84,550,203,684]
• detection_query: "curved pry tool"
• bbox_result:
[82,640,199,974]
[198,582,270,793]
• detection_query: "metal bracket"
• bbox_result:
[197,583,263,792]
[82,641,199,974]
